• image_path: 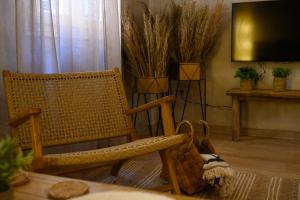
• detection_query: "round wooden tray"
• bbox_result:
[48,181,89,200]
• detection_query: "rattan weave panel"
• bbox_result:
[4,70,133,149]
[44,134,187,166]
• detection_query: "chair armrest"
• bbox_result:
[9,108,44,163]
[125,96,175,115]
[9,108,41,127]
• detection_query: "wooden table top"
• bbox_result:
[226,88,300,99]
[14,172,200,200]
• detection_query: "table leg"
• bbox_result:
[232,96,241,141]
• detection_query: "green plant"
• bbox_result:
[0,137,32,192]
[234,67,259,80]
[272,67,291,78]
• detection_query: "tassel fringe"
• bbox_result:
[203,166,236,197]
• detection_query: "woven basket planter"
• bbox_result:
[179,63,201,80]
[240,79,253,91]
[136,77,169,94]
[273,77,286,92]
[0,188,13,200]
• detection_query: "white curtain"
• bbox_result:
[0,0,121,136]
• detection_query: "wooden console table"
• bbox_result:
[226,88,300,141]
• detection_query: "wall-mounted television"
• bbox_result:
[231,1,300,62]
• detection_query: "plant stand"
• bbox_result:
[171,79,206,121]
[170,63,207,125]
[132,92,169,137]
[132,77,170,137]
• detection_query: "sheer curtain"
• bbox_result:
[0,0,121,136]
[16,0,121,73]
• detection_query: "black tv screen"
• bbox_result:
[231,1,300,62]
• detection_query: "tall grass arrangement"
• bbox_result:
[122,5,171,78]
[176,0,225,63]
[167,0,182,63]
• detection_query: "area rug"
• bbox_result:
[65,153,300,200]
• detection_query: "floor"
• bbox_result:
[210,133,300,179]
[64,132,300,199]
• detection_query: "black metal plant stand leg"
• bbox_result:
[132,91,169,137]
[180,80,191,121]
[172,80,181,125]
[144,94,153,137]
[155,93,161,136]
[133,93,140,126]
[173,80,206,125]
[131,91,135,121]
[131,91,135,109]
[155,92,168,136]
[197,80,205,120]
[204,79,207,120]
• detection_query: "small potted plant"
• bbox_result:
[234,67,259,91]
[0,137,32,200]
[272,67,291,92]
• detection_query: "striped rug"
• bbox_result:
[65,153,300,200]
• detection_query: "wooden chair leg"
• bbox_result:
[110,160,125,176]
[160,149,181,195]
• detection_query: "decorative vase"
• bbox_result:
[273,77,286,92]
[179,63,201,80]
[0,188,13,200]
[136,77,169,94]
[240,79,253,91]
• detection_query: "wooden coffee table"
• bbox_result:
[14,172,200,200]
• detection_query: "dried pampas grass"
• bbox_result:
[122,0,225,77]
[122,5,171,78]
[176,0,226,63]
[167,0,182,63]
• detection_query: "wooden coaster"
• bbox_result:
[48,181,89,200]
[10,172,30,187]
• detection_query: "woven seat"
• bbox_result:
[45,135,187,166]
[3,68,186,194]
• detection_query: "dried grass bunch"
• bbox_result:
[122,5,171,78]
[175,0,225,63]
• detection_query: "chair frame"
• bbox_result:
[3,69,182,194]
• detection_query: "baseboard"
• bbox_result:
[139,122,300,141]
[209,124,300,141]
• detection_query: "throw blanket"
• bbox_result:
[200,154,235,197]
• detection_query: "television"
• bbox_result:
[231,1,300,62]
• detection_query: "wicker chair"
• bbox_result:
[3,68,189,194]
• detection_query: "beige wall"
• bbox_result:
[124,0,300,137]
[204,0,300,133]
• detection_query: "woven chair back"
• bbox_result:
[3,69,133,149]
